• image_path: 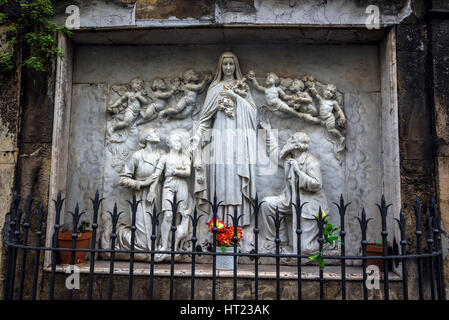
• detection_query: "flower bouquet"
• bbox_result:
[208,219,243,270]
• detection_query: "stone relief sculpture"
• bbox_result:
[247,70,304,119]
[189,51,258,253]
[148,133,192,261]
[108,77,148,132]
[260,132,329,255]
[286,78,321,125]
[307,80,346,146]
[160,69,212,120]
[101,51,348,263]
[137,78,173,125]
[115,127,163,258]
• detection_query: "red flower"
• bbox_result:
[208,219,243,247]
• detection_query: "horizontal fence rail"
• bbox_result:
[2,191,445,300]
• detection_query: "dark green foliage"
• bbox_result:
[0,0,72,73]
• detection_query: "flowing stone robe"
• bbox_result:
[116,148,162,252]
[193,80,258,227]
[261,151,329,254]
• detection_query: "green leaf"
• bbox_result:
[308,254,319,260]
[317,257,325,269]
[220,246,226,253]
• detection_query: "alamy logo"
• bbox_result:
[366,265,380,290]
[65,5,80,29]
[365,5,380,30]
[65,265,80,290]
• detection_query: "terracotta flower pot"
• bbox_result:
[366,243,391,273]
[58,231,92,264]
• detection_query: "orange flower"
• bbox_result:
[208,219,225,232]
[208,219,244,247]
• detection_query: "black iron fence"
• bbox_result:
[2,191,445,300]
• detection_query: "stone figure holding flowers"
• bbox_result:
[189,51,258,252]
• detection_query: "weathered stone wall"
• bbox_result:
[1,0,448,299]
[0,24,21,298]
[396,0,435,248]
[429,0,449,294]
[39,272,414,300]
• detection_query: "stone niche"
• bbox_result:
[44,27,400,267]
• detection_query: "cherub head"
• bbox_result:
[302,75,314,89]
[265,72,280,87]
[182,69,200,84]
[324,84,337,99]
[169,77,182,92]
[130,77,144,92]
[289,79,305,93]
[279,77,293,91]
[166,133,183,152]
[151,78,168,91]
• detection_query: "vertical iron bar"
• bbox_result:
[88,190,102,300]
[168,192,181,300]
[395,209,409,300]
[413,196,424,299]
[9,203,22,300]
[430,198,444,300]
[208,191,222,301]
[425,208,435,300]
[127,193,140,300]
[356,208,371,301]
[31,203,45,300]
[334,194,349,300]
[18,193,33,300]
[233,208,238,300]
[107,203,122,300]
[226,207,243,301]
[49,192,64,300]
[317,207,325,301]
[251,194,263,301]
[68,204,84,300]
[189,207,203,300]
[293,195,305,301]
[377,195,390,300]
[148,205,159,300]
[4,192,20,300]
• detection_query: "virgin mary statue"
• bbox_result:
[190,51,257,234]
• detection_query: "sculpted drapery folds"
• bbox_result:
[108,51,346,258]
[190,52,258,233]
[261,132,329,254]
[116,127,163,256]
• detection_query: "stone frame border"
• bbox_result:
[44,27,401,271]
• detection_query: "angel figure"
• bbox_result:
[108,77,149,132]
[137,78,173,125]
[307,80,346,144]
[160,69,212,120]
[247,70,303,119]
[287,79,321,124]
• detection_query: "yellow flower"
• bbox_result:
[316,210,327,222]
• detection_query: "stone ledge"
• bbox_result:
[45,261,402,281]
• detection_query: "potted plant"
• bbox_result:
[208,219,243,270]
[365,242,392,272]
[58,221,92,265]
